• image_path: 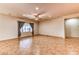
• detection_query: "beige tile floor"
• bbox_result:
[0,35,79,55]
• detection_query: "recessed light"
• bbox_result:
[35,7,39,10]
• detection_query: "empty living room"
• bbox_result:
[0,3,79,55]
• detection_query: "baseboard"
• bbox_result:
[0,34,39,42]
[0,34,65,42]
[0,37,18,42]
[38,34,64,39]
[20,34,39,38]
[66,37,79,39]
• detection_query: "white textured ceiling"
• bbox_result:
[0,3,79,21]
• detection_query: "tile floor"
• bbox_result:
[0,35,79,55]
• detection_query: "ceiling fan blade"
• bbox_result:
[35,12,45,17]
[23,14,36,19]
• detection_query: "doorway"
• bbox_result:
[18,21,34,38]
[64,18,79,38]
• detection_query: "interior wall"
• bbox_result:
[39,17,65,38]
[0,15,18,41]
[65,18,79,37]
[39,13,79,38]
[0,15,38,41]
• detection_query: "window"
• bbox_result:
[20,23,32,32]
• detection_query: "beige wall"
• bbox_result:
[39,13,79,38]
[0,15,38,41]
[39,17,65,38]
[0,15,18,41]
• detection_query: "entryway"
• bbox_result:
[18,21,34,38]
[64,18,79,38]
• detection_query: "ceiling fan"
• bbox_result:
[23,11,46,20]
[22,7,53,22]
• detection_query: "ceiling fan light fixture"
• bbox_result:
[35,18,38,20]
[22,14,26,17]
[48,16,52,18]
[38,15,41,18]
[33,13,37,16]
